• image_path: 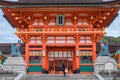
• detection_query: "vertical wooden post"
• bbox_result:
[76,43,80,69]
[118,57,120,64]
[74,34,80,70]
[41,34,47,70]
[42,42,46,69]
[0,57,2,64]
[73,51,76,70]
[76,56,80,69]
[46,51,49,70]
[25,41,29,69]
[92,42,96,63]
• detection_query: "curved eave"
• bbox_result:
[0,0,118,4]
[95,8,119,28]
[1,6,119,29]
[105,8,119,27]
[1,8,20,28]
[0,0,120,8]
[106,13,118,27]
[3,14,15,28]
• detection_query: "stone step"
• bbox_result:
[20,74,99,80]
[0,77,15,80]
[3,57,26,66]
[3,57,26,74]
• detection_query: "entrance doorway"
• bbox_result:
[48,50,73,74]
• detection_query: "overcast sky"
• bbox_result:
[0,9,120,43]
[0,9,19,43]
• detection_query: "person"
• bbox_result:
[62,61,66,76]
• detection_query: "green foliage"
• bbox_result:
[101,38,108,43]
[102,36,120,43]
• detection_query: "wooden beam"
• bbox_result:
[10,7,114,12]
[17,31,106,36]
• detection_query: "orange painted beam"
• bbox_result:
[78,48,93,50]
[10,7,116,12]
[80,72,93,74]
[29,48,43,50]
[78,43,92,45]
[28,64,42,66]
[80,64,93,66]
[29,43,42,45]
[46,43,75,46]
[28,72,42,74]
[17,31,106,36]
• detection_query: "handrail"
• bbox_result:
[96,73,105,80]
[14,74,24,80]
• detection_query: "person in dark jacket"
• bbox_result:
[62,61,66,76]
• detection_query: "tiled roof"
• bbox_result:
[0,0,119,6]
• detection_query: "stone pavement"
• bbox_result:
[20,74,99,80]
[0,77,15,80]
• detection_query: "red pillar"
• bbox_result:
[25,41,29,69]
[46,52,49,70]
[118,58,120,64]
[73,51,76,70]
[42,42,46,69]
[92,42,96,63]
[75,42,80,69]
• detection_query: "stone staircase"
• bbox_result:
[3,57,26,74]
[20,74,99,80]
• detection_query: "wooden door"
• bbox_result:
[48,49,74,74]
